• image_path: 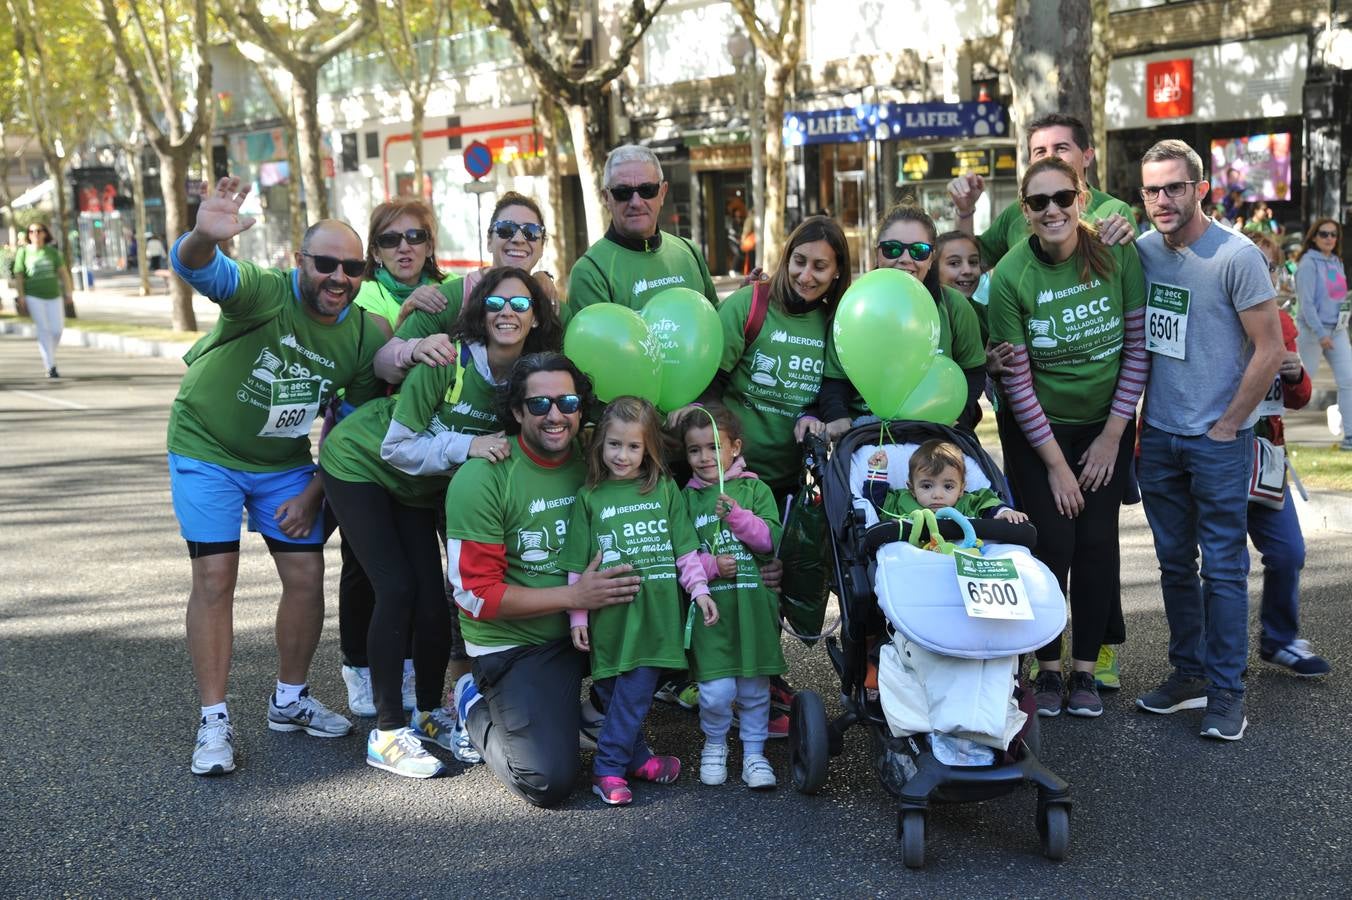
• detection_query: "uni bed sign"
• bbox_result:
[1147,59,1193,119]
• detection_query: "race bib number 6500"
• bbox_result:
[955,553,1032,620]
[1146,282,1190,360]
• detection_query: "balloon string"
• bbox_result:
[697,404,726,555]
[869,419,905,523]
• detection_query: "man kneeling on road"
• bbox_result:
[169,177,382,776]
[445,352,642,808]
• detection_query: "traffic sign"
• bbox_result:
[464,141,493,180]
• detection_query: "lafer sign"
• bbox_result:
[1146,59,1193,119]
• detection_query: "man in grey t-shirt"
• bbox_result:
[1131,140,1284,742]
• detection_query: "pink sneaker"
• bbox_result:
[592,775,633,805]
[628,755,681,784]
[767,713,790,739]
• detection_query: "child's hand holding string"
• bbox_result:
[694,594,719,626]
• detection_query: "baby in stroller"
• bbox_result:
[793,421,1071,864]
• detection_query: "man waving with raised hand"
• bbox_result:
[168,176,382,776]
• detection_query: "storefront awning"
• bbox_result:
[12,178,53,209]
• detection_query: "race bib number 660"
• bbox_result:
[258,377,321,439]
[955,553,1032,620]
[1146,282,1190,360]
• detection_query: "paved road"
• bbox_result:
[2,336,1350,897]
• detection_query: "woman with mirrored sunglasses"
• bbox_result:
[373,192,557,384]
[986,157,1148,719]
[319,267,562,777]
[818,204,987,437]
[1293,218,1352,450]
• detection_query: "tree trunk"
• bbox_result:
[563,94,608,246]
[760,61,791,271]
[48,155,76,316]
[535,91,570,281]
[283,123,305,256]
[159,150,197,331]
[1088,0,1109,189]
[1010,0,1092,172]
[291,67,328,224]
[128,145,151,296]
[410,94,426,199]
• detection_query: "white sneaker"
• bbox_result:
[267,688,352,738]
[401,666,417,712]
[366,727,445,779]
[191,714,236,776]
[1328,404,1343,437]
[342,665,376,718]
[699,741,728,785]
[741,753,776,790]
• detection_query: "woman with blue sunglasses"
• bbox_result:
[819,203,987,437]
[319,266,562,778]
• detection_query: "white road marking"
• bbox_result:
[3,389,89,410]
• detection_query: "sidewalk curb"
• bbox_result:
[1293,488,1352,534]
[1,319,193,363]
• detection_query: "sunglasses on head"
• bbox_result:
[374,228,429,249]
[877,240,933,262]
[1022,189,1079,212]
[492,220,545,242]
[524,394,581,416]
[485,294,532,313]
[302,252,365,277]
[607,182,661,202]
[1317,229,1339,239]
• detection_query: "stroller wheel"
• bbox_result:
[1038,803,1070,861]
[789,690,829,794]
[899,809,926,869]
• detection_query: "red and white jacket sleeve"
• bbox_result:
[447,538,509,621]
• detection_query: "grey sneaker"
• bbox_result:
[367,727,445,779]
[700,741,728,785]
[1200,691,1248,741]
[341,665,376,718]
[1032,670,1064,717]
[191,714,236,776]
[448,718,482,765]
[741,753,777,790]
[267,688,352,738]
[1065,671,1103,718]
[1136,671,1208,714]
[410,706,459,751]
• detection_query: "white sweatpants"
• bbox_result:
[27,295,64,371]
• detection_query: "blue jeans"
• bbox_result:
[591,666,660,778]
[1246,485,1306,654]
[1138,426,1253,695]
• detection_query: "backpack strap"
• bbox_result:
[745,281,770,346]
[442,341,472,405]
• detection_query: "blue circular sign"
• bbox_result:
[464,141,493,179]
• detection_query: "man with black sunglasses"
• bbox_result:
[444,352,642,807]
[167,176,383,776]
[564,144,718,324]
[948,113,1136,266]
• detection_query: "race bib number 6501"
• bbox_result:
[1146,282,1190,360]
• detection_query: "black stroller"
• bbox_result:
[784,421,1072,867]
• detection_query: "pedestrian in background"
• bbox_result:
[14,222,74,378]
[1293,218,1352,450]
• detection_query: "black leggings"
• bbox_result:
[321,473,451,730]
[1000,417,1135,663]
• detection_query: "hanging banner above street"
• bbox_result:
[784,102,1008,147]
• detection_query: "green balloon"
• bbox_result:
[893,354,966,424]
[564,304,663,403]
[832,268,941,417]
[640,287,724,412]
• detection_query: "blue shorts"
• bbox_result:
[169,453,325,547]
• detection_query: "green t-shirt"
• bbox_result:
[558,476,699,680]
[822,283,985,419]
[717,285,828,492]
[319,353,503,507]
[15,245,64,299]
[978,187,1134,267]
[354,271,446,332]
[987,237,1146,424]
[563,229,718,325]
[683,477,786,682]
[167,263,382,472]
[394,273,468,341]
[880,485,1004,520]
[444,439,586,650]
